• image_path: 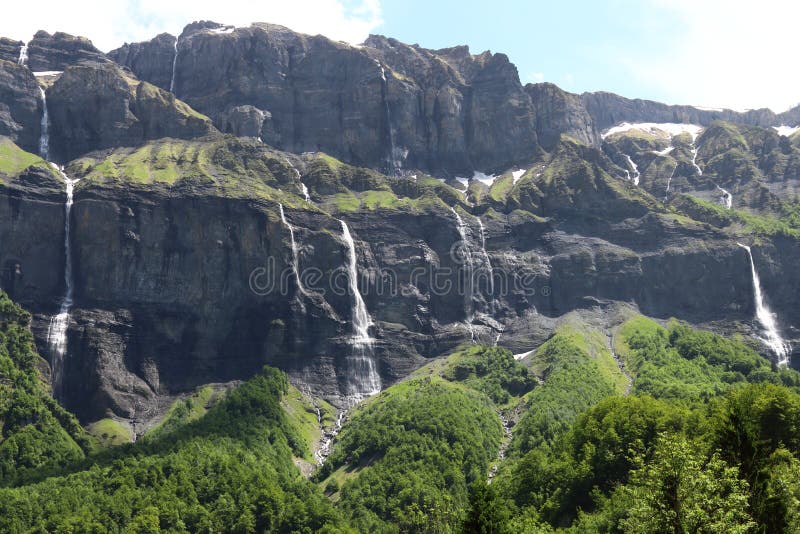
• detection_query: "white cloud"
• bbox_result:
[527,72,545,83]
[0,0,382,52]
[635,0,799,112]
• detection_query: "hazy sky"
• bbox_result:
[2,0,798,113]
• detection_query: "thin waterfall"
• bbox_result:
[623,154,640,185]
[38,87,49,160]
[39,85,79,397]
[690,143,703,176]
[18,42,28,66]
[738,244,790,366]
[451,208,476,342]
[278,204,307,296]
[717,186,733,209]
[664,162,677,200]
[169,36,179,93]
[340,220,381,398]
[476,218,494,297]
[284,157,311,202]
[376,60,400,174]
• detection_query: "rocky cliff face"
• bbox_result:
[110,23,543,175]
[25,31,108,72]
[0,60,42,154]
[1,22,799,429]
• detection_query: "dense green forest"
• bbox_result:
[1,289,799,532]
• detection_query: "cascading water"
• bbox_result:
[47,167,79,398]
[39,86,79,397]
[38,87,49,160]
[738,244,790,366]
[451,208,476,342]
[376,60,401,174]
[169,36,179,93]
[664,163,677,200]
[690,143,703,176]
[717,186,733,209]
[18,42,28,66]
[340,221,382,399]
[278,204,307,296]
[623,154,640,185]
[284,157,311,202]
[476,218,494,298]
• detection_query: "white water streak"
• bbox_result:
[738,244,790,366]
[38,87,49,160]
[169,36,179,93]
[18,43,29,66]
[623,154,640,185]
[451,208,476,342]
[278,204,307,296]
[340,221,381,398]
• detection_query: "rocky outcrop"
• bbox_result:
[581,91,779,131]
[109,23,542,175]
[108,33,177,92]
[0,163,66,309]
[46,61,215,162]
[25,31,107,72]
[527,83,599,149]
[0,38,24,64]
[0,60,42,154]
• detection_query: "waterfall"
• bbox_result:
[38,87,49,160]
[476,218,494,297]
[623,154,640,185]
[738,244,790,366]
[278,204,307,296]
[47,167,79,398]
[376,60,400,174]
[340,220,381,398]
[664,162,677,200]
[38,83,78,398]
[169,36,179,93]
[451,208,476,342]
[690,143,703,176]
[717,186,733,209]
[18,42,28,66]
[284,157,311,202]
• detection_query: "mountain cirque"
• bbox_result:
[0,20,799,429]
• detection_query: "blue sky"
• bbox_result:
[2,0,798,113]
[376,1,680,100]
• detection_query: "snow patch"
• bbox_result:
[511,169,526,184]
[472,171,497,187]
[210,26,235,34]
[33,71,63,77]
[773,125,800,137]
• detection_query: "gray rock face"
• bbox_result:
[527,83,599,149]
[109,23,542,175]
[0,166,66,309]
[25,31,107,72]
[108,33,177,91]
[581,91,779,131]
[0,38,24,64]
[0,60,42,154]
[46,62,215,162]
